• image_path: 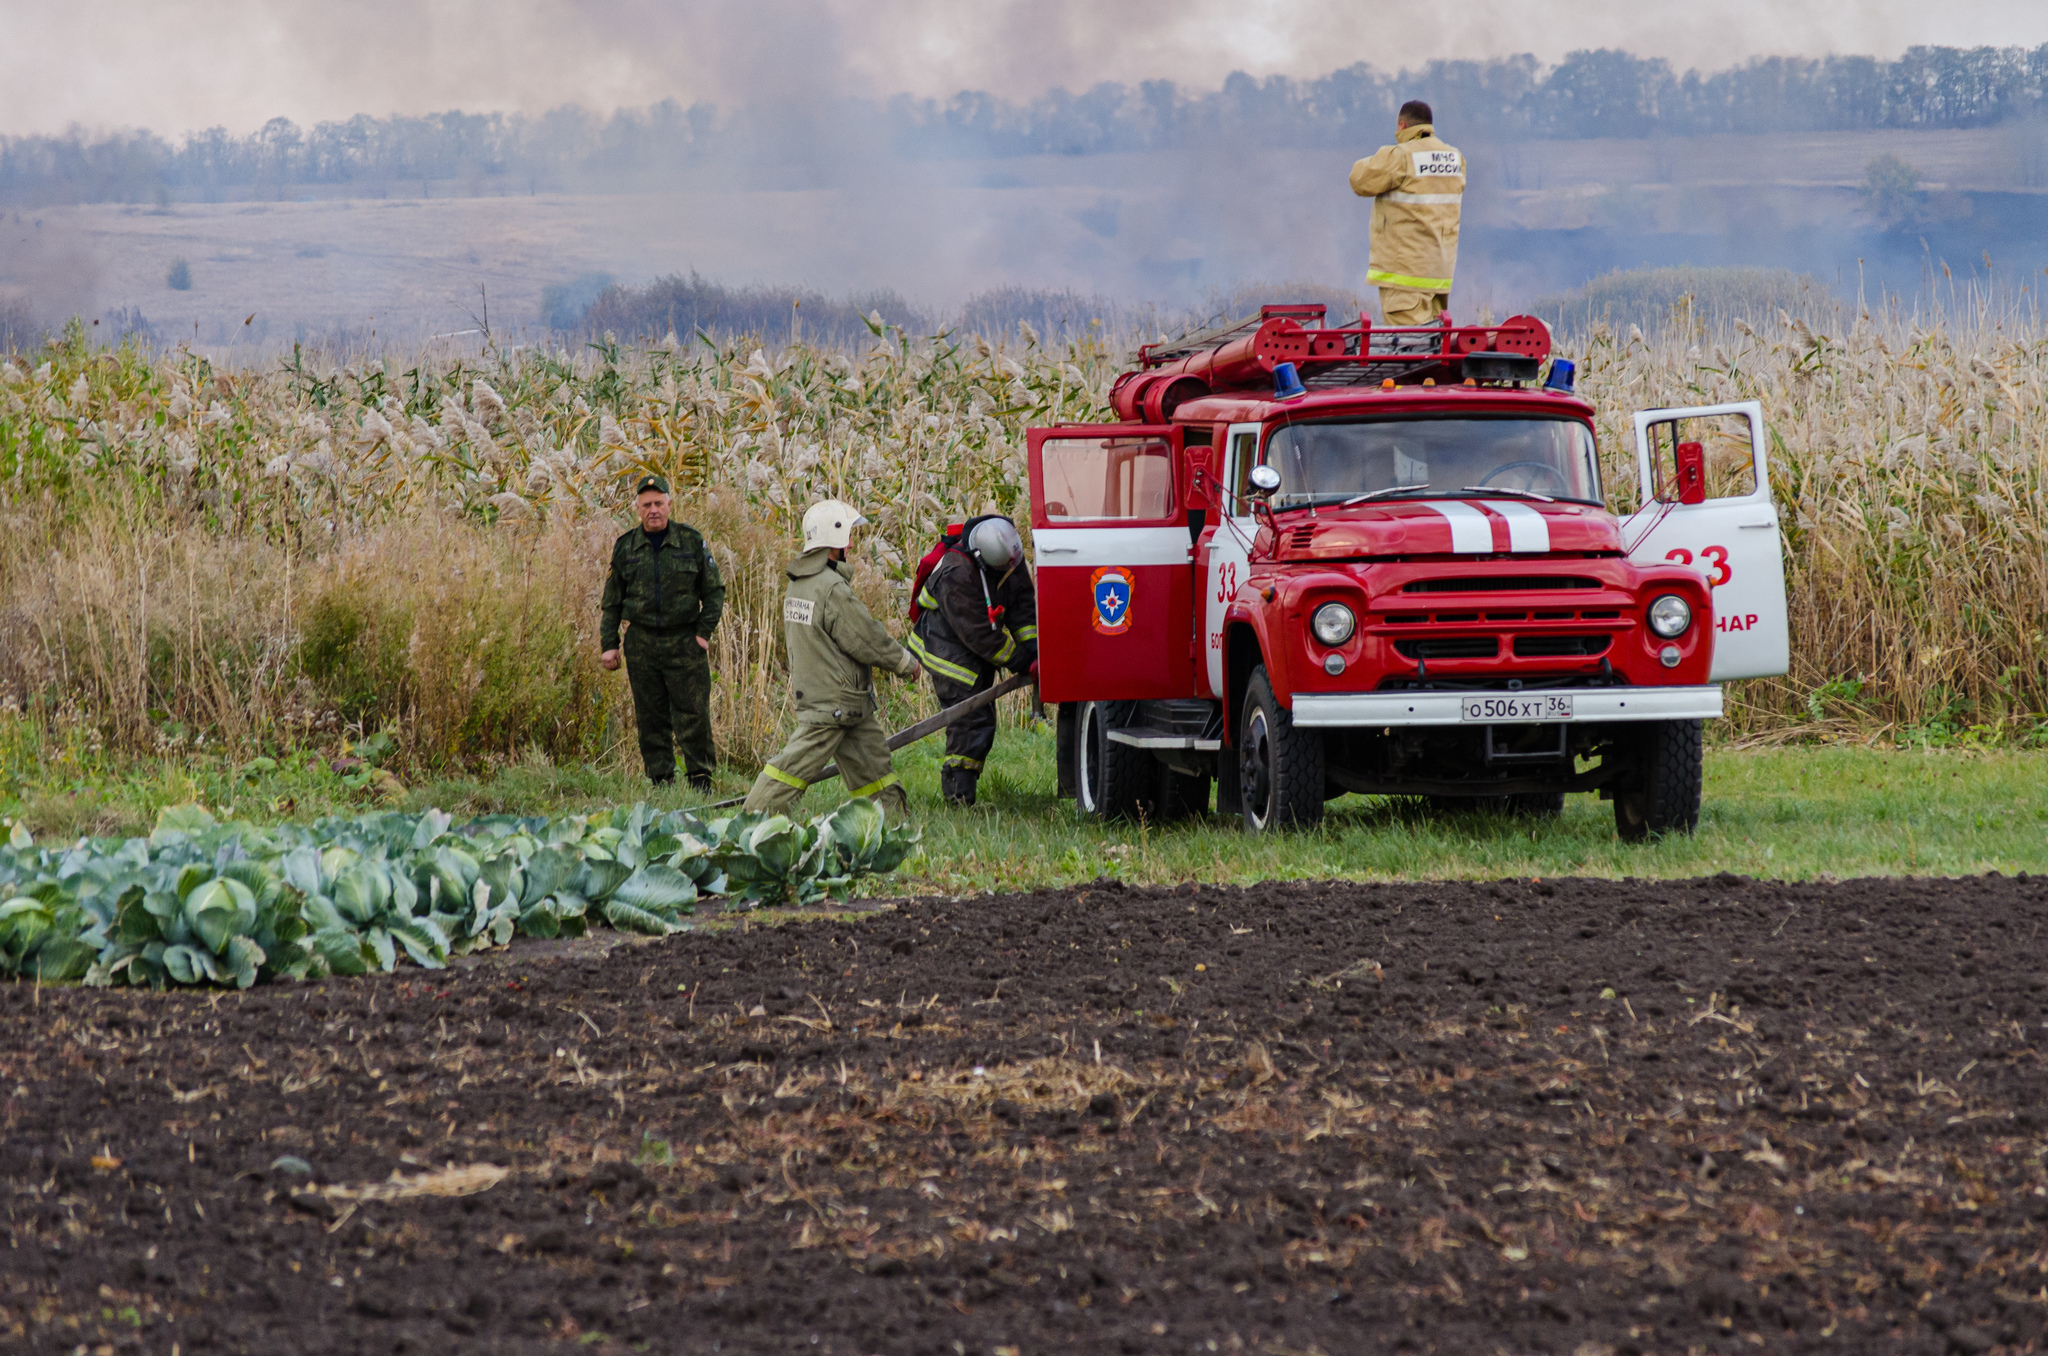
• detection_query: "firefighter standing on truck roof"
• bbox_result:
[908,516,1037,808]
[742,500,922,818]
[1348,99,1465,327]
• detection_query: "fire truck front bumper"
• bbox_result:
[1289,685,1724,728]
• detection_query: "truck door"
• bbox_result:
[1621,400,1789,680]
[1202,422,1261,697]
[1029,425,1195,703]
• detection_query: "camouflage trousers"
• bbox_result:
[623,626,715,783]
[743,712,908,819]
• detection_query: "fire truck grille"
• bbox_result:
[1512,635,1613,658]
[1395,637,1499,660]
[1403,576,1602,593]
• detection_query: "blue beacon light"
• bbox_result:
[1273,362,1308,402]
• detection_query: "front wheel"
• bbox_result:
[1613,719,1703,841]
[1238,666,1324,832]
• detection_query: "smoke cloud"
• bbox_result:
[4,1,2044,136]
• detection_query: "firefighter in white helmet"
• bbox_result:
[1349,98,1466,327]
[907,515,1037,807]
[742,500,923,817]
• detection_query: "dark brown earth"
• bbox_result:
[5,873,2047,1356]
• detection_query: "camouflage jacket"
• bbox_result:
[783,549,919,725]
[600,522,725,651]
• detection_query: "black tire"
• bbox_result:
[1075,701,1152,822]
[1238,666,1324,832]
[1055,703,1079,799]
[1614,719,1703,841]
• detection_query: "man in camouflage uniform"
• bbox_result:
[600,474,725,789]
[907,516,1037,807]
[743,499,922,818]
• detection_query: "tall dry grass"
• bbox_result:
[1563,284,2048,742]
[1,295,2043,775]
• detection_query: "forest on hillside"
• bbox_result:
[4,44,2046,207]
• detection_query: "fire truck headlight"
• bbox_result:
[1648,594,1692,638]
[1311,602,1356,646]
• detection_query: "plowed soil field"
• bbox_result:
[5,873,2047,1356]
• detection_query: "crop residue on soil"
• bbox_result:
[4,873,2046,1355]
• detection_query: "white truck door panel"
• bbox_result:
[1203,423,1260,697]
[1621,400,1790,681]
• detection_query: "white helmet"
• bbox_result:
[802,499,866,552]
[966,517,1023,572]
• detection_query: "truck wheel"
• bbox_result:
[1075,701,1151,822]
[1055,703,1079,799]
[1238,666,1324,832]
[1614,720,1703,841]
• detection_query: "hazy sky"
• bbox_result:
[5,0,2046,138]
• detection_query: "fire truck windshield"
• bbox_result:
[1263,416,1601,508]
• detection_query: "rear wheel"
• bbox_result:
[1075,701,1151,822]
[1238,666,1324,832]
[1613,719,1702,841]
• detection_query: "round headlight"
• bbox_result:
[1311,602,1356,647]
[1648,594,1692,638]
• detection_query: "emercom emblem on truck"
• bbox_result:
[1029,304,1791,841]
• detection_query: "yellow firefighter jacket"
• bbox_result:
[1348,124,1466,293]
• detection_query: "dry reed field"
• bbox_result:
[0,296,2043,781]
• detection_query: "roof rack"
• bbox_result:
[1110,309,1554,421]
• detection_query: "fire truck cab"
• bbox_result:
[1027,305,1789,839]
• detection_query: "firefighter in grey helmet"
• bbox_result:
[742,500,922,818]
[907,515,1038,807]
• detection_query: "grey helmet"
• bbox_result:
[966,517,1023,572]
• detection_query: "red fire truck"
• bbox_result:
[1026,306,1789,839]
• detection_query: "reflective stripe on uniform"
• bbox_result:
[942,755,984,771]
[907,632,979,684]
[992,631,1017,665]
[1013,624,1038,642]
[1367,267,1455,290]
[762,763,809,790]
[847,771,900,798]
[916,586,938,610]
[1382,191,1461,204]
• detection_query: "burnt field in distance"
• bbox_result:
[4,872,2046,1355]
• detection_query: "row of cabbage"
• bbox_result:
[0,799,915,988]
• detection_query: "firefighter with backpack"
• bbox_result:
[906,515,1038,807]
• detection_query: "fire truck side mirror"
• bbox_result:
[1184,448,1214,510]
[1674,441,1706,505]
[1248,464,1282,496]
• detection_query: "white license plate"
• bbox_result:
[1459,694,1573,723]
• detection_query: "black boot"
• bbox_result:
[939,766,979,807]
[687,771,714,792]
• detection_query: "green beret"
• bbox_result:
[635,474,670,496]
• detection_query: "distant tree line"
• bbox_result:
[5,44,2046,206]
